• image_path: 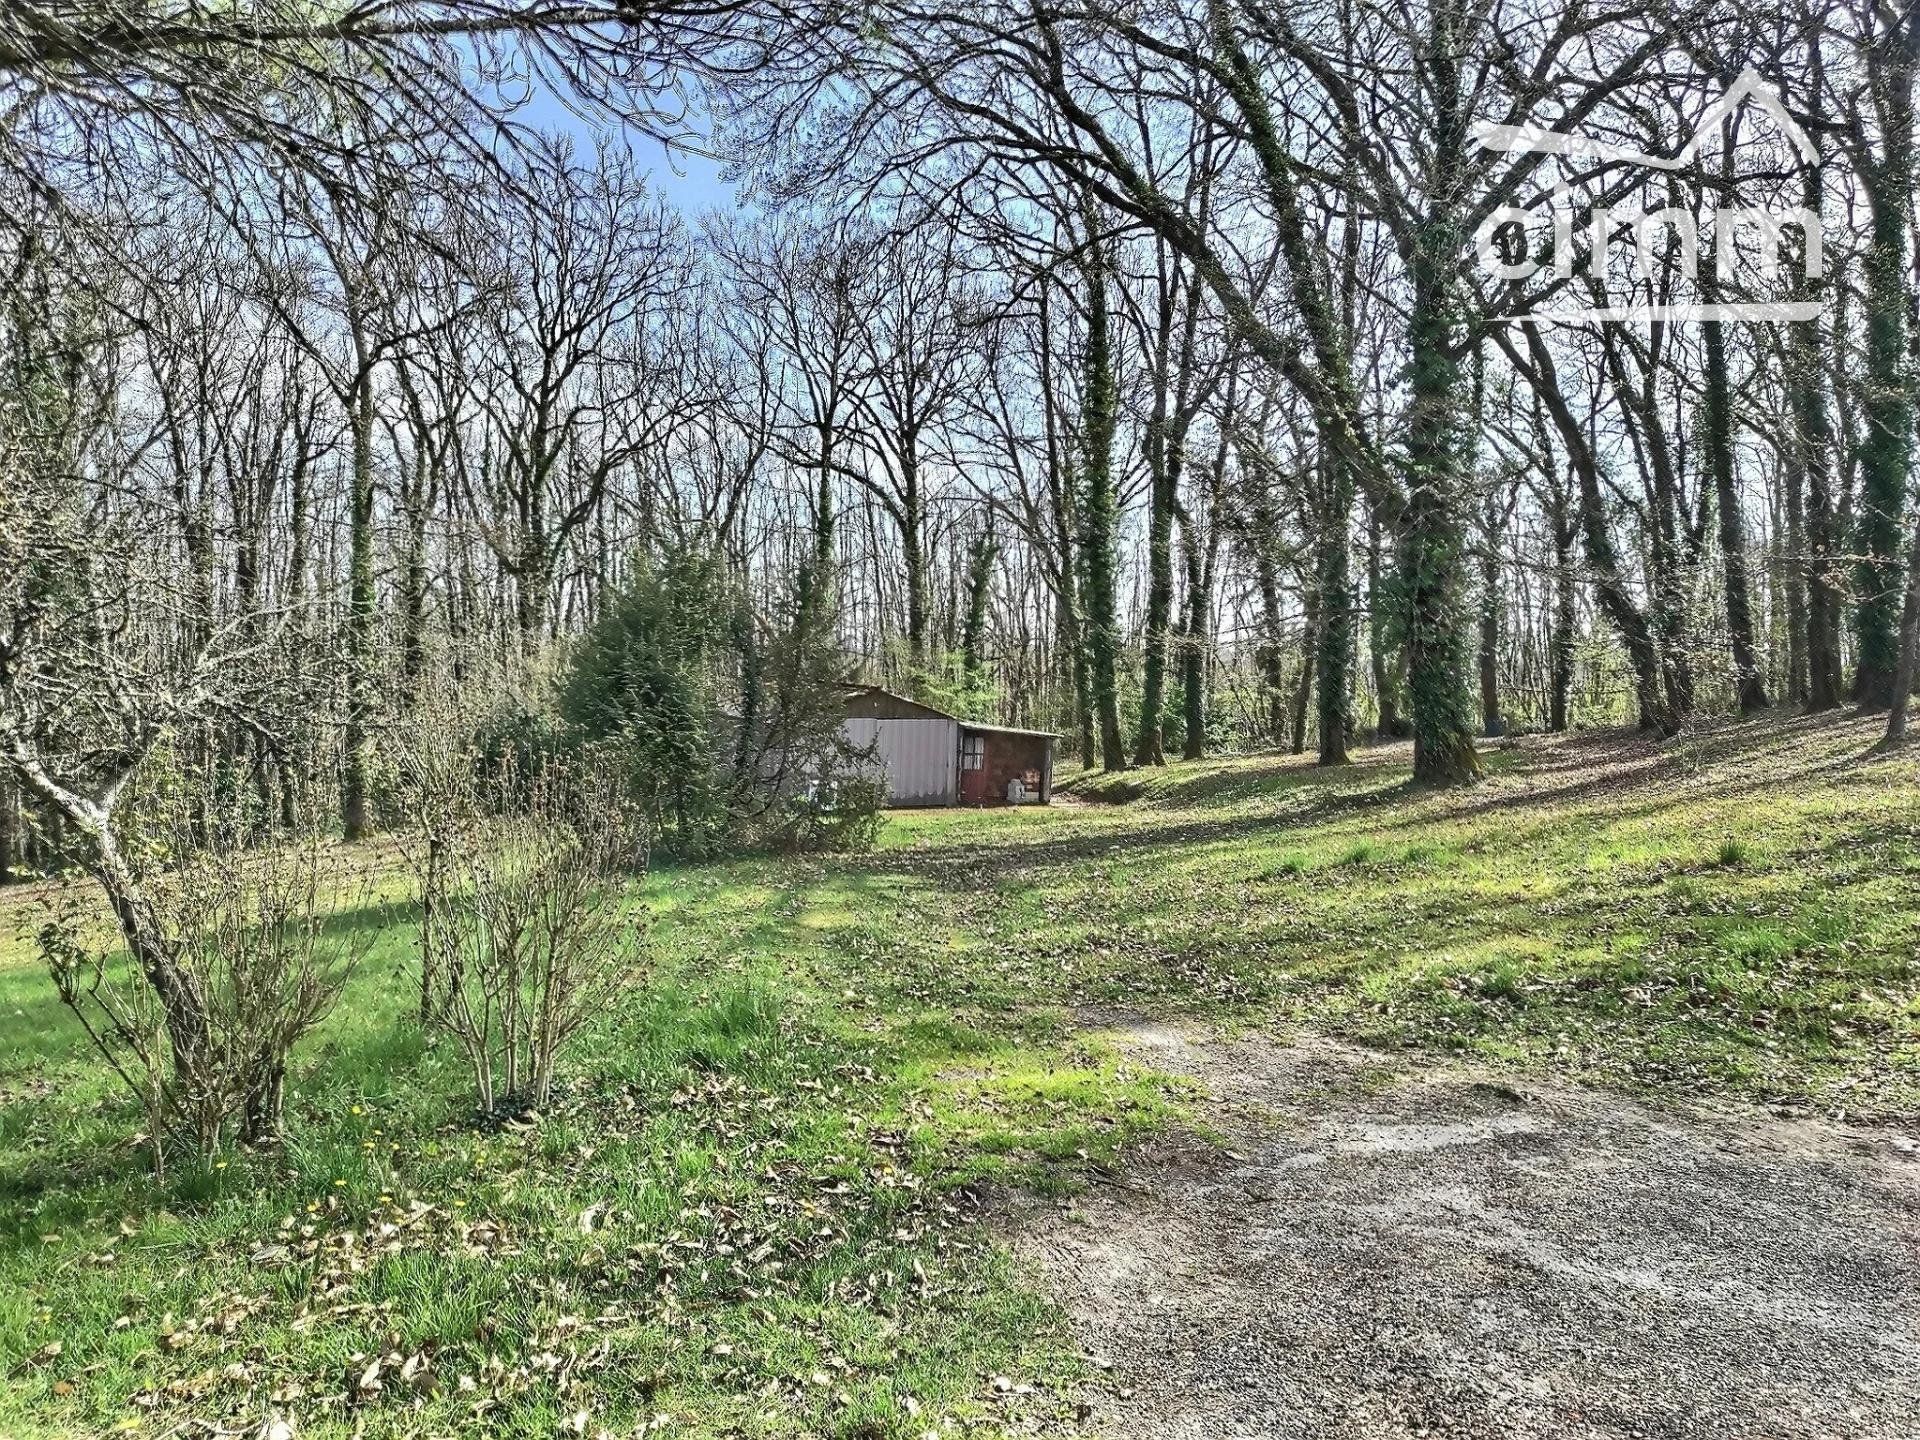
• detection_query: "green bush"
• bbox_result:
[560,547,732,852]
[766,773,888,853]
[559,544,882,857]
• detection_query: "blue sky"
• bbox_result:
[512,79,745,214]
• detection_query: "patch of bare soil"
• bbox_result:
[1012,1024,1920,1439]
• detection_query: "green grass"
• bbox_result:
[3,709,1918,1437]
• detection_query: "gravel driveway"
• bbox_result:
[1012,1024,1920,1439]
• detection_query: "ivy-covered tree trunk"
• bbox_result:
[1076,230,1127,772]
[1046,452,1096,769]
[794,404,840,643]
[1317,209,1361,767]
[959,533,997,685]
[1133,283,1184,765]
[1853,14,1918,708]
[1399,224,1480,784]
[1071,636,1096,768]
[1180,601,1209,760]
[1056,547,1096,771]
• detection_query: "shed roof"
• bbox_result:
[958,720,1059,740]
[841,684,1056,740]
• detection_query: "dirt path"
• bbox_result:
[1012,1024,1920,1439]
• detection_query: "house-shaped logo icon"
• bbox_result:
[1472,68,1823,324]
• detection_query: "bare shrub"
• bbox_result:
[404,756,647,1117]
[39,833,370,1172]
[388,694,483,1027]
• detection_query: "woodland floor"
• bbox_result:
[2,708,1918,1438]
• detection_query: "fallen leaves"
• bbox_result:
[348,1346,438,1403]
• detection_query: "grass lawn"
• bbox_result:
[3,709,1917,1438]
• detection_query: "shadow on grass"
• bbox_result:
[907,711,1895,894]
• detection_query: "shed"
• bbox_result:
[841,686,1054,808]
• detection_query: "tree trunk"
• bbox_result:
[1400,227,1480,784]
[1050,501,1096,770]
[1252,501,1290,743]
[1077,227,1127,773]
[1291,581,1319,756]
[901,460,930,669]
[284,416,312,831]
[1548,491,1577,734]
[1782,421,1809,706]
[398,437,433,696]
[1477,476,1518,739]
[240,1062,287,1147]
[1702,316,1769,713]
[1367,504,1407,739]
[959,534,997,685]
[1513,327,1673,734]
[798,425,837,638]
[1180,614,1207,760]
[1044,575,1095,769]
[1316,457,1354,765]
[1854,19,1918,708]
[1898,269,1920,741]
[1795,299,1844,710]
[3,750,213,1083]
[93,833,210,1082]
[341,356,377,842]
[1134,443,1177,766]
[1478,572,1502,737]
[1886,523,1920,740]
[1599,328,1696,725]
[0,777,14,883]
[515,541,555,656]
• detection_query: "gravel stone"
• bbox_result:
[1011,1024,1920,1439]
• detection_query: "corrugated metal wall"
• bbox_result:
[844,717,957,806]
